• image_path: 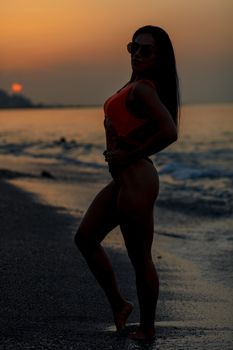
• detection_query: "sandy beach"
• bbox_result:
[0,175,232,350]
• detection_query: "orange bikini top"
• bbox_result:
[104,80,155,137]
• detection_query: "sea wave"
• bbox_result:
[159,161,233,180]
[1,133,232,218]
[0,138,106,169]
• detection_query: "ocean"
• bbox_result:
[0,104,232,291]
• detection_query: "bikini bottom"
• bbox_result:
[109,156,153,182]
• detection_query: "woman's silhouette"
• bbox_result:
[75,25,180,340]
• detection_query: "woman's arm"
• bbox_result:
[129,81,177,159]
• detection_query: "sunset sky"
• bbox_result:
[1,0,232,105]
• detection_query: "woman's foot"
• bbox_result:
[113,301,133,331]
[129,326,156,341]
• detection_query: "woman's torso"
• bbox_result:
[104,80,157,150]
[103,79,158,181]
[104,82,148,138]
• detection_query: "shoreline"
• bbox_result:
[0,179,232,349]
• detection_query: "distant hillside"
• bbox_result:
[0,89,100,109]
[0,89,34,108]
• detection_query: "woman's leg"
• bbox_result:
[121,211,159,338]
[117,160,159,339]
[74,180,133,329]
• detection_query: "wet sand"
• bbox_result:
[0,178,232,349]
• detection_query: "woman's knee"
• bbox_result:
[74,228,85,250]
[74,225,102,255]
[127,247,153,272]
[74,226,92,254]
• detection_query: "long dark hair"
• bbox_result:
[130,25,180,128]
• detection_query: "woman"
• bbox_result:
[75,25,180,340]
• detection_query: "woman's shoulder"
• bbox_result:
[134,79,156,88]
[131,79,158,102]
[132,79,157,96]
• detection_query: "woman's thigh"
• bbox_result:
[117,159,159,217]
[75,180,120,246]
[117,160,159,258]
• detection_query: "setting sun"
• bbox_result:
[11,83,23,94]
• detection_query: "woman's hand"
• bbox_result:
[103,150,132,167]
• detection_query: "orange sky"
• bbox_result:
[1,0,232,104]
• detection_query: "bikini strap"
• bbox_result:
[137,79,156,88]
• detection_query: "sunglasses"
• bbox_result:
[127,42,155,58]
